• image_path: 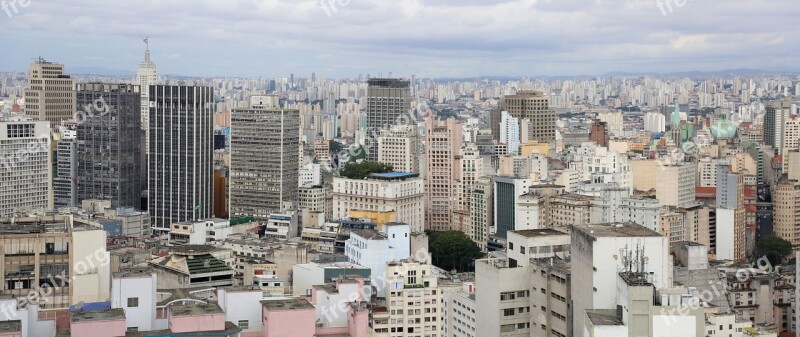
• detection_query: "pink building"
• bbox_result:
[0,320,21,337]
[69,309,126,337]
[260,298,369,337]
[167,303,226,333]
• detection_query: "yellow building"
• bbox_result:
[347,210,397,231]
[520,140,550,156]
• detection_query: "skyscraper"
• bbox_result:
[0,115,52,216]
[24,58,75,128]
[365,78,411,162]
[424,117,462,231]
[136,39,158,154]
[53,121,77,208]
[377,124,419,173]
[229,95,300,219]
[498,91,555,143]
[75,83,142,208]
[148,84,214,230]
[764,98,791,152]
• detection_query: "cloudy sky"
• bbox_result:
[1,0,798,78]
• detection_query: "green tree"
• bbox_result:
[426,231,483,272]
[338,161,393,179]
[755,235,792,266]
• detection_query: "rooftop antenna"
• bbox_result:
[143,37,150,51]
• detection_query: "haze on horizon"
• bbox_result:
[1,0,798,78]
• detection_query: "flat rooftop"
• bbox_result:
[368,172,419,180]
[170,302,224,316]
[352,229,386,240]
[261,298,315,311]
[0,320,20,332]
[113,268,152,279]
[72,309,126,322]
[586,309,623,326]
[573,222,661,238]
[509,229,568,238]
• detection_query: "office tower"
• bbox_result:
[377,124,419,173]
[764,98,791,151]
[365,78,411,162]
[499,91,555,143]
[229,95,300,219]
[75,83,142,208]
[493,176,532,238]
[715,161,745,260]
[489,108,501,141]
[425,117,462,231]
[148,85,214,230]
[499,111,520,154]
[774,180,800,249]
[570,223,670,335]
[135,40,158,154]
[23,58,75,128]
[54,121,77,208]
[469,177,493,251]
[0,115,52,216]
[655,162,696,207]
[782,116,800,172]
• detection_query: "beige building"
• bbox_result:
[24,59,75,128]
[629,159,658,191]
[656,162,696,207]
[548,194,593,230]
[498,91,555,143]
[378,124,419,173]
[313,138,331,166]
[383,259,442,337]
[0,215,110,309]
[333,172,424,233]
[782,116,800,173]
[773,180,800,248]
[425,117,462,231]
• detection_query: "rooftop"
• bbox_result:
[112,268,152,279]
[72,309,126,323]
[170,302,224,316]
[0,320,20,332]
[573,222,661,238]
[351,229,386,240]
[368,172,419,180]
[261,298,315,311]
[509,228,568,238]
[586,309,623,326]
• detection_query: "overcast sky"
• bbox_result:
[1,0,798,78]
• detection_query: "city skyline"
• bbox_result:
[1,0,798,78]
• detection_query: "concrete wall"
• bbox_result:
[70,319,126,337]
[262,307,315,337]
[71,228,111,304]
[218,289,263,335]
[168,312,225,333]
[111,273,156,331]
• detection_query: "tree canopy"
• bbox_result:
[338,161,393,179]
[427,230,483,272]
[755,235,792,266]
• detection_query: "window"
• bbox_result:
[238,320,249,329]
[520,246,525,254]
[127,297,139,307]
[503,309,515,316]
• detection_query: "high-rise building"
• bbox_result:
[643,111,666,133]
[24,58,75,128]
[764,98,791,152]
[135,40,158,154]
[377,124,419,173]
[499,91,555,143]
[425,117,462,231]
[75,83,142,209]
[229,95,300,219]
[148,85,214,230]
[589,119,609,147]
[365,78,411,162]
[715,161,745,260]
[781,116,800,172]
[383,260,442,336]
[493,175,532,238]
[655,162,696,207]
[332,172,424,233]
[54,121,77,208]
[774,180,800,249]
[0,115,52,216]
[499,111,520,155]
[469,176,493,251]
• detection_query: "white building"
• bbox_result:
[333,172,424,233]
[111,269,158,331]
[0,116,52,217]
[168,218,247,245]
[597,111,623,136]
[506,229,570,267]
[644,112,666,133]
[500,111,520,154]
[571,222,671,335]
[136,45,158,154]
[442,283,477,337]
[263,211,298,239]
[344,223,410,297]
[581,146,632,193]
[298,162,322,186]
